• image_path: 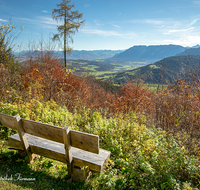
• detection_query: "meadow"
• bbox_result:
[60,59,146,81]
[0,22,200,189]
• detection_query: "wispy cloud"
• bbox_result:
[93,20,104,26]
[18,16,62,29]
[37,16,58,25]
[84,4,90,8]
[130,19,164,25]
[82,29,121,37]
[163,27,194,35]
[190,19,199,25]
[145,19,164,25]
[37,16,63,29]
[161,35,200,47]
[81,28,136,38]
[0,18,7,22]
[112,24,121,28]
[193,1,200,5]
[42,10,48,13]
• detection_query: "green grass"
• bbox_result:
[82,65,100,71]
[150,65,160,69]
[65,59,146,82]
[78,62,88,65]
[0,141,88,189]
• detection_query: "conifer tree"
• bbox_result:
[52,0,84,68]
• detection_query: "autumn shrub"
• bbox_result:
[21,53,89,111]
[0,19,23,102]
[151,80,200,157]
[115,82,154,114]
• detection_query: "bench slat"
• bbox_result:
[8,133,110,173]
[22,119,99,154]
[0,113,18,130]
[71,130,99,154]
[22,119,63,143]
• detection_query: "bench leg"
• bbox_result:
[18,150,37,163]
[71,166,92,182]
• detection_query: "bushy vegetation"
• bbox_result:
[0,21,199,189]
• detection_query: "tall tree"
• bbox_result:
[52,0,84,68]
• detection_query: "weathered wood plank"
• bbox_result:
[70,130,99,154]
[63,127,72,176]
[22,119,99,154]
[0,113,17,130]
[8,133,111,173]
[22,119,64,143]
[14,115,33,162]
[8,137,24,150]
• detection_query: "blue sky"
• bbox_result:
[1,0,200,51]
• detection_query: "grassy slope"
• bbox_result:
[63,59,147,80]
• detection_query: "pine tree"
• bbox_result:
[52,0,84,68]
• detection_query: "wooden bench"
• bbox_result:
[0,113,111,181]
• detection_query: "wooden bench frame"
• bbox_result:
[0,113,110,181]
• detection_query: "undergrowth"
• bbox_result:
[0,100,199,189]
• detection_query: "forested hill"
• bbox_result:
[106,55,200,84]
[111,44,186,63]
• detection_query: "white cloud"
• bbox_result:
[162,35,200,47]
[145,19,163,25]
[193,1,200,5]
[0,18,7,22]
[130,19,164,25]
[93,20,104,26]
[112,24,121,28]
[42,10,48,13]
[190,19,198,25]
[82,29,121,37]
[81,28,136,38]
[84,4,90,8]
[163,27,194,35]
[37,16,59,25]
[18,16,62,29]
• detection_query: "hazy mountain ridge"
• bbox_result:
[111,45,186,63]
[14,50,124,61]
[176,47,200,56]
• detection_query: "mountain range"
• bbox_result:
[103,55,200,84]
[15,44,200,84]
[15,44,200,63]
[111,45,186,63]
[14,50,124,62]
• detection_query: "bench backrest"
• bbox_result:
[0,113,99,154]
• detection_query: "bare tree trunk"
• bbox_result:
[64,13,67,68]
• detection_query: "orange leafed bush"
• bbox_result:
[113,83,154,114]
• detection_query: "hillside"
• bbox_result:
[101,55,200,84]
[111,44,186,63]
[176,47,200,56]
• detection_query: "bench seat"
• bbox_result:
[8,133,110,173]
